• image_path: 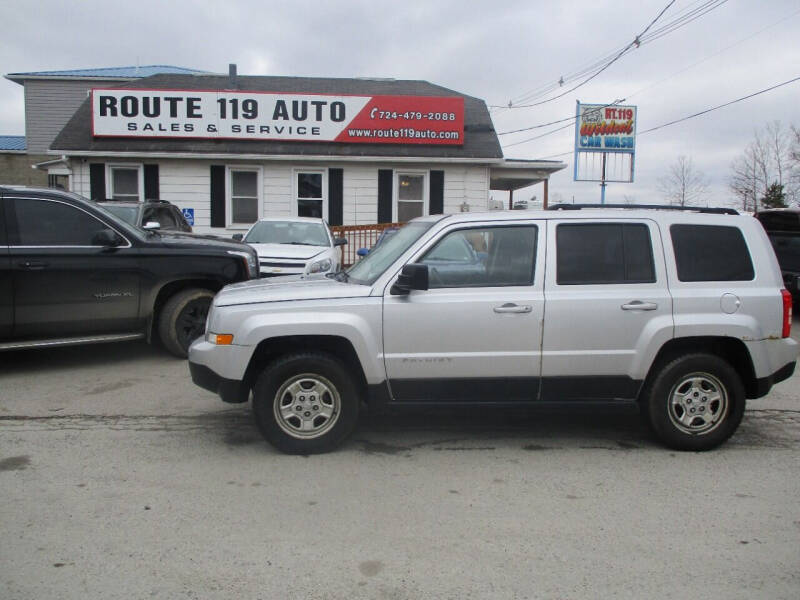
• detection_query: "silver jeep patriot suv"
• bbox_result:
[189,205,798,454]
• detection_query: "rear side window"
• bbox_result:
[556,223,655,285]
[670,224,754,282]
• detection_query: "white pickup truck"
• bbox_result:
[189,206,797,454]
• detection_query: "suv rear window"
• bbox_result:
[670,224,754,282]
[556,223,655,285]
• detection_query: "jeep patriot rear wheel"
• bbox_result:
[252,353,360,454]
[643,353,745,451]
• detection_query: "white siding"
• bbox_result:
[443,165,490,214]
[343,164,380,225]
[67,157,491,233]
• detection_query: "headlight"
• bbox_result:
[228,250,259,278]
[307,258,333,274]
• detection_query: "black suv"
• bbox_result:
[755,208,800,304]
[0,186,258,357]
[99,199,192,232]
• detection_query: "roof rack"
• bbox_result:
[547,203,739,215]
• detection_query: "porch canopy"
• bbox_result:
[489,158,566,208]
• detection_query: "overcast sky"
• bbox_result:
[2,0,798,207]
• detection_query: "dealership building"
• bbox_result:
[3,65,565,235]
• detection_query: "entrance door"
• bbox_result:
[383,221,545,403]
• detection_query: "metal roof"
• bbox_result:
[5,65,207,83]
[0,135,26,151]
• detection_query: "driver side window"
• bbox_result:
[419,225,537,288]
[11,198,111,247]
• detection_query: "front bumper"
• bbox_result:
[188,338,254,403]
[189,361,250,404]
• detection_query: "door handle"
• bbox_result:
[621,300,658,311]
[493,303,532,314]
[18,261,49,270]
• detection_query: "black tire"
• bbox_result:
[157,288,214,358]
[643,353,745,451]
[252,353,360,454]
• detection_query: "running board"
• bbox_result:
[0,332,145,351]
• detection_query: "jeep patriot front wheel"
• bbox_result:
[253,353,360,454]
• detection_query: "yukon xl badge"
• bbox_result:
[94,291,134,299]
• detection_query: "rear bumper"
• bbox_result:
[752,361,795,399]
[189,361,250,404]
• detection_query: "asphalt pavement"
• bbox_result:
[1,320,799,599]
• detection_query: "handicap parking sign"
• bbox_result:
[181,208,194,226]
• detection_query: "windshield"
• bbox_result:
[102,205,139,225]
[244,221,330,246]
[347,222,434,285]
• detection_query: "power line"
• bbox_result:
[501,0,723,109]
[494,0,728,111]
[499,0,677,110]
[503,122,575,149]
[637,75,800,134]
[625,6,800,101]
[507,75,800,157]
[497,100,622,136]
[497,8,800,147]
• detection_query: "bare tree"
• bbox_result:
[729,142,760,212]
[730,122,798,210]
[658,155,709,206]
[789,125,800,205]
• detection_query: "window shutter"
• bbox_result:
[89,163,106,201]
[210,165,226,227]
[328,168,343,226]
[378,169,393,223]
[429,170,444,214]
[144,164,159,200]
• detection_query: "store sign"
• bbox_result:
[575,103,637,152]
[91,89,464,145]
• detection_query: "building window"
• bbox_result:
[396,172,428,222]
[108,165,142,201]
[295,170,325,219]
[227,167,262,227]
[47,174,68,190]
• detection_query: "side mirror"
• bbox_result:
[390,263,429,295]
[93,228,121,248]
[143,221,161,230]
[356,247,369,257]
[232,233,244,241]
[334,237,347,247]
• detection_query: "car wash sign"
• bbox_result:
[91,89,464,145]
[575,102,637,152]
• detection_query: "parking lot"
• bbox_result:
[2,320,799,599]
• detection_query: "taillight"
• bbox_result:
[782,289,792,338]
